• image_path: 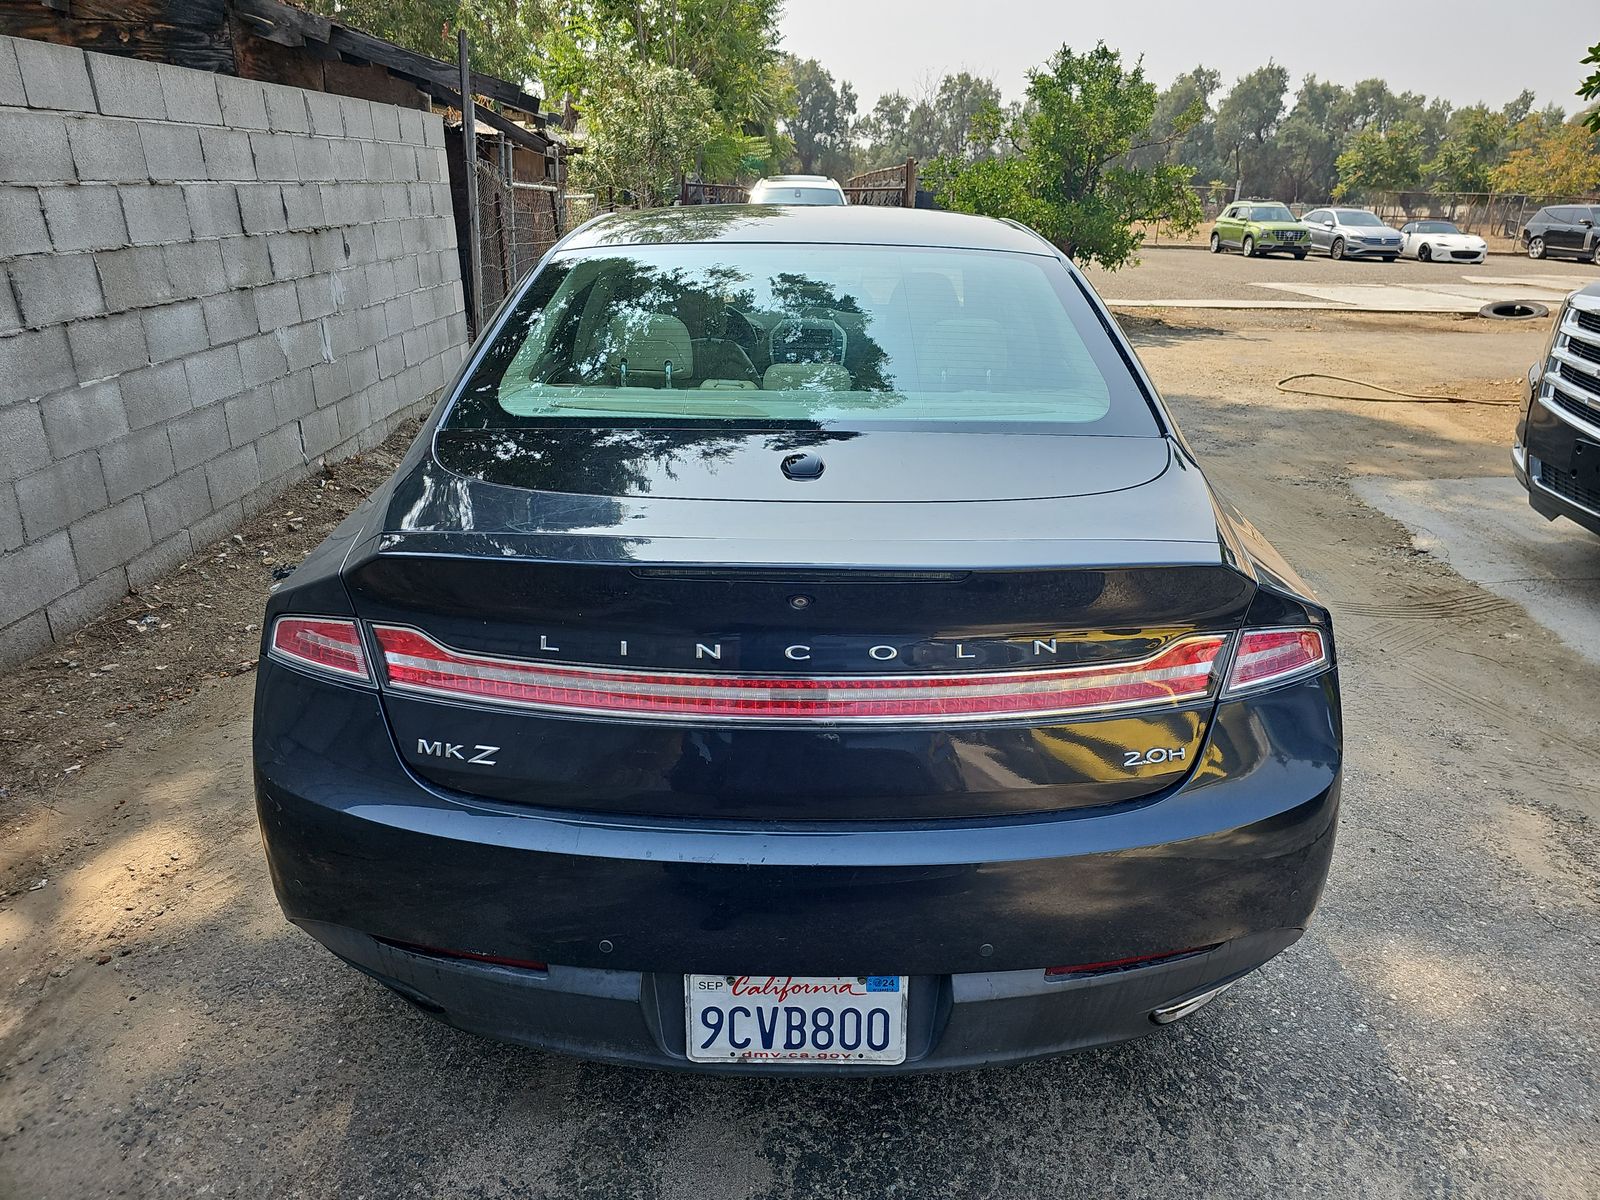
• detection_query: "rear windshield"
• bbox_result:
[751,187,845,205]
[445,244,1158,435]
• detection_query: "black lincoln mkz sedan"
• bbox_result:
[253,206,1341,1072]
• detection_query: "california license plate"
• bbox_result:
[685,975,909,1065]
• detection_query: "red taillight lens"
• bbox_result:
[376,937,547,973]
[268,616,371,682]
[1224,627,1328,694]
[372,626,1228,724]
[1045,944,1216,979]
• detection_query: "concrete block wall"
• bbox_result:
[0,36,471,669]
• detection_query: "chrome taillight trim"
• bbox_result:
[265,615,375,685]
[1220,626,1331,697]
[370,623,1231,725]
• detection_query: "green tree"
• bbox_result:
[1129,66,1223,182]
[568,42,717,206]
[1214,63,1289,196]
[784,57,857,177]
[925,72,1007,161]
[858,72,1005,167]
[857,91,913,163]
[1333,120,1424,199]
[926,43,1201,270]
[1492,119,1600,194]
[1501,88,1537,129]
[1274,76,1351,201]
[299,0,545,87]
[1427,105,1507,192]
[535,0,791,180]
[1581,42,1600,133]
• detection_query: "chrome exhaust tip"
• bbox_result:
[1150,978,1241,1025]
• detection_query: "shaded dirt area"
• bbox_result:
[2,312,1597,1199]
[0,420,422,899]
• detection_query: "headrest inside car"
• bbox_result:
[603,312,694,385]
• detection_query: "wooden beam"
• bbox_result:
[426,81,551,156]
[229,0,328,46]
[230,0,545,119]
[59,0,228,23]
[328,24,543,118]
[0,6,235,72]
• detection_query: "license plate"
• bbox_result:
[685,975,909,1065]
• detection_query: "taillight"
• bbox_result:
[267,616,372,682]
[1044,944,1217,979]
[1223,627,1329,695]
[375,937,547,973]
[372,625,1229,724]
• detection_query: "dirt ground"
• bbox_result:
[0,428,424,900]
[2,309,1598,1199]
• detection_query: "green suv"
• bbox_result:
[1210,201,1310,259]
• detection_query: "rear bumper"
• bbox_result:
[254,665,1341,1072]
[303,920,1303,1074]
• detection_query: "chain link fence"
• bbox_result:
[1143,185,1600,254]
[472,161,599,316]
[1365,192,1599,251]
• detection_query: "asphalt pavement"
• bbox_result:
[1082,245,1596,307]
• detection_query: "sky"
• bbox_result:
[778,0,1589,116]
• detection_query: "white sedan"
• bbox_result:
[1398,220,1488,264]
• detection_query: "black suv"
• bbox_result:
[1514,283,1600,538]
[1521,205,1600,264]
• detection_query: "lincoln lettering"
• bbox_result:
[510,636,1071,667]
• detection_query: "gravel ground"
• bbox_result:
[1,310,1597,1199]
[1082,244,1596,303]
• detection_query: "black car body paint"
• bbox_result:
[253,206,1342,1072]
[1514,281,1600,537]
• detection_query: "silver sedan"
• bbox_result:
[1301,207,1403,260]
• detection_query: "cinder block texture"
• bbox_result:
[0,35,467,668]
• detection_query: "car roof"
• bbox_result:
[560,206,1058,255]
[756,175,840,185]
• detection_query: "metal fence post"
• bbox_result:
[499,133,518,283]
[553,142,564,237]
[458,30,484,334]
[903,158,916,208]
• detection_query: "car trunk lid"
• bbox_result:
[340,433,1256,821]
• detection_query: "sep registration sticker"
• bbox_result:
[685,975,909,1065]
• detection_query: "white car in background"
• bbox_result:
[748,175,847,205]
[1398,220,1488,264]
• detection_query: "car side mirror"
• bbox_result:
[1582,219,1595,228]
[1323,220,1335,228]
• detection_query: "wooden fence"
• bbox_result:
[678,160,921,208]
[843,159,918,207]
